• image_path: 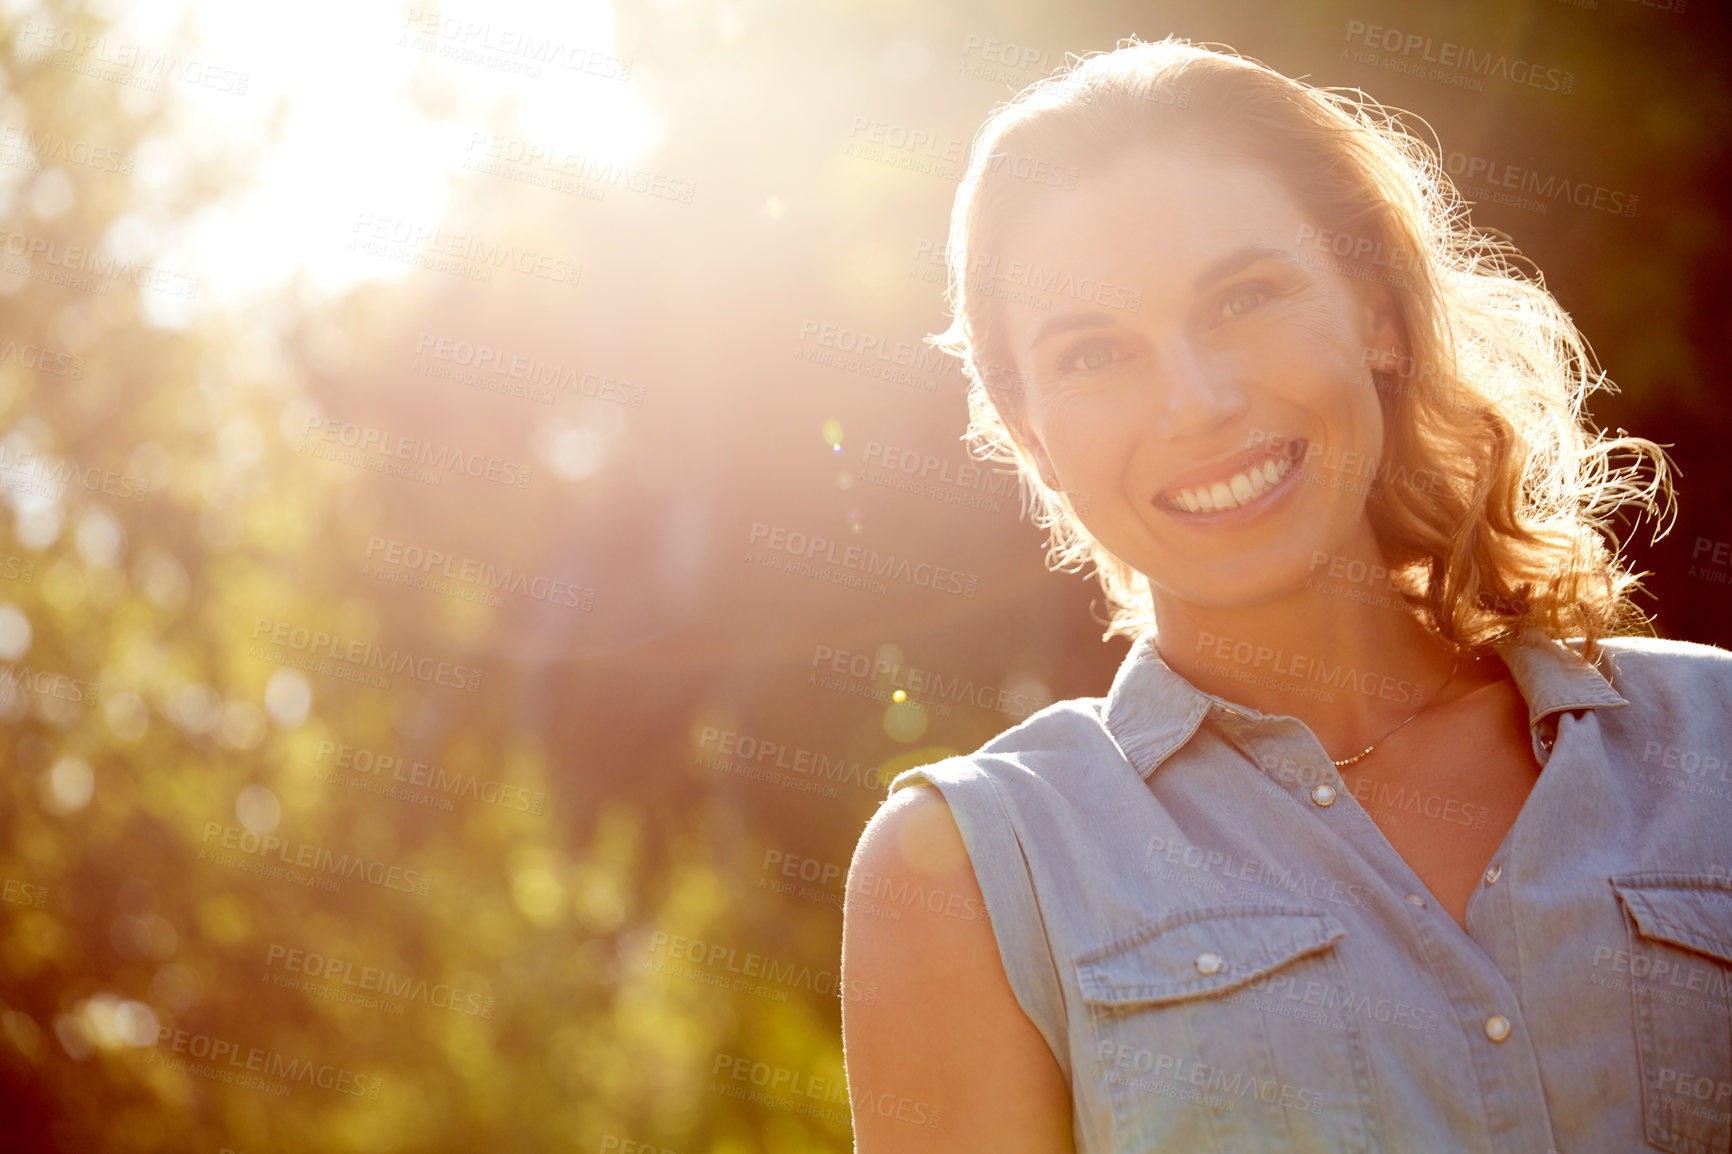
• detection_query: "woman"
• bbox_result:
[840,37,1732,1153]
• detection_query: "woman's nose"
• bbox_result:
[1136,340,1247,439]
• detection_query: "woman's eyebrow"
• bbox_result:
[1022,245,1299,357]
[1023,309,1116,357]
[1193,244,1295,293]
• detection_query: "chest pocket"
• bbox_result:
[1074,902,1379,1154]
[1611,873,1732,1154]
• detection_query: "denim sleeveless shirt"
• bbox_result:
[885,629,1732,1153]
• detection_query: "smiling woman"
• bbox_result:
[840,37,1732,1154]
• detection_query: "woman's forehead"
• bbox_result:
[988,143,1308,275]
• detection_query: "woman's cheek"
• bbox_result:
[1045,401,1132,483]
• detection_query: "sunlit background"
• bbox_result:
[0,0,1728,1148]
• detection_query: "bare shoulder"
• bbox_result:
[841,783,1075,1152]
[848,783,977,903]
[843,784,990,1007]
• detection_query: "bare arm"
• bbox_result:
[841,784,1076,1153]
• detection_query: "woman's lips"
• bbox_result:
[1154,437,1308,521]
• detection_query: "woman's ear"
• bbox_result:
[1358,282,1408,370]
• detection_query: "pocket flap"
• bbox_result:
[1611,873,1732,966]
[1075,903,1346,1006]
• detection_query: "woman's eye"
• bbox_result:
[1056,338,1122,376]
[1216,284,1271,323]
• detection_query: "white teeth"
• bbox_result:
[1162,454,1293,513]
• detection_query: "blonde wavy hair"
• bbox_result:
[931,37,1674,660]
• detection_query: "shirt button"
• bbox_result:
[1310,784,1337,807]
[1195,951,1223,975]
[1484,865,1503,885]
[1484,1015,1512,1042]
[1404,894,1426,908]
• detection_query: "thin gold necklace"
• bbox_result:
[1330,653,1462,768]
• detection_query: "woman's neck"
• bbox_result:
[1150,574,1496,761]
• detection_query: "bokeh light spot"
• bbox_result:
[513,867,566,926]
[263,669,311,727]
[0,602,32,660]
[236,784,281,835]
[882,699,928,743]
[40,757,94,815]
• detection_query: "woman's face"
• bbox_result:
[993,142,1404,608]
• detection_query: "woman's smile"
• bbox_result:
[1153,436,1308,524]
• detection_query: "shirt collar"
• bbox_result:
[1100,625,1629,781]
